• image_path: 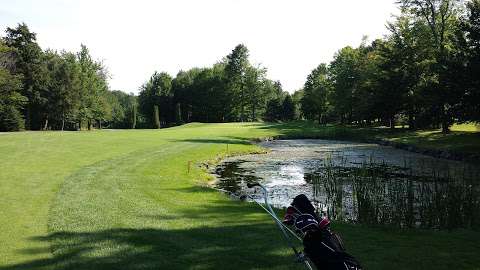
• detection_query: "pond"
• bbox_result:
[214,139,480,230]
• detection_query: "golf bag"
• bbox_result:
[284,195,362,270]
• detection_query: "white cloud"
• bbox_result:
[0,0,399,93]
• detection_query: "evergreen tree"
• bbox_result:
[225,44,249,121]
[138,72,173,128]
[4,23,46,130]
[281,94,295,121]
[0,39,26,131]
[0,68,26,131]
[265,98,282,122]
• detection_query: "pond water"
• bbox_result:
[214,140,480,230]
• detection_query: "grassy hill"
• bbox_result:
[1,123,479,270]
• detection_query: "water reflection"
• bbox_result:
[308,162,480,229]
[214,160,259,192]
[214,140,480,230]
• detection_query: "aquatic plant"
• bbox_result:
[309,154,480,229]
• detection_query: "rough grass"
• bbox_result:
[0,122,479,270]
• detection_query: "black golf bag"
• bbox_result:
[284,195,362,270]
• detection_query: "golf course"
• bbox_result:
[1,123,479,270]
[2,1,480,267]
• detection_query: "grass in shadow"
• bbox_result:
[1,224,297,270]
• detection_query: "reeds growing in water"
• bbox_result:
[308,155,480,230]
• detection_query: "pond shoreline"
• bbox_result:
[375,139,479,162]
[213,138,480,230]
[252,135,480,164]
[209,132,478,195]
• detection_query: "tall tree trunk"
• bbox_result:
[132,104,137,129]
[43,118,48,130]
[176,103,182,125]
[441,107,450,134]
[154,105,160,129]
[61,112,65,131]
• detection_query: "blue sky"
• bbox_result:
[1,0,399,93]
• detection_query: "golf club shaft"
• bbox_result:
[245,194,303,242]
[250,183,314,270]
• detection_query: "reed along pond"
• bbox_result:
[214,140,480,230]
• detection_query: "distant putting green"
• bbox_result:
[1,123,479,270]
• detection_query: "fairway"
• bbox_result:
[3,0,480,268]
[0,123,297,269]
[1,123,480,270]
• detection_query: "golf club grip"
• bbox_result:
[247,182,260,188]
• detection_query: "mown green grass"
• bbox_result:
[266,121,480,156]
[1,122,479,270]
[451,123,480,132]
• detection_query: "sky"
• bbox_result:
[0,0,399,93]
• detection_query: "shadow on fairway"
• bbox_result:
[3,186,299,270]
[2,224,297,270]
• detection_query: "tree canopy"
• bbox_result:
[298,0,480,131]
[0,23,136,131]
[2,1,480,132]
[136,44,292,128]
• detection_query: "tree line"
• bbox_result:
[2,0,479,132]
[137,44,296,128]
[299,0,480,133]
[0,23,136,131]
[0,25,296,131]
